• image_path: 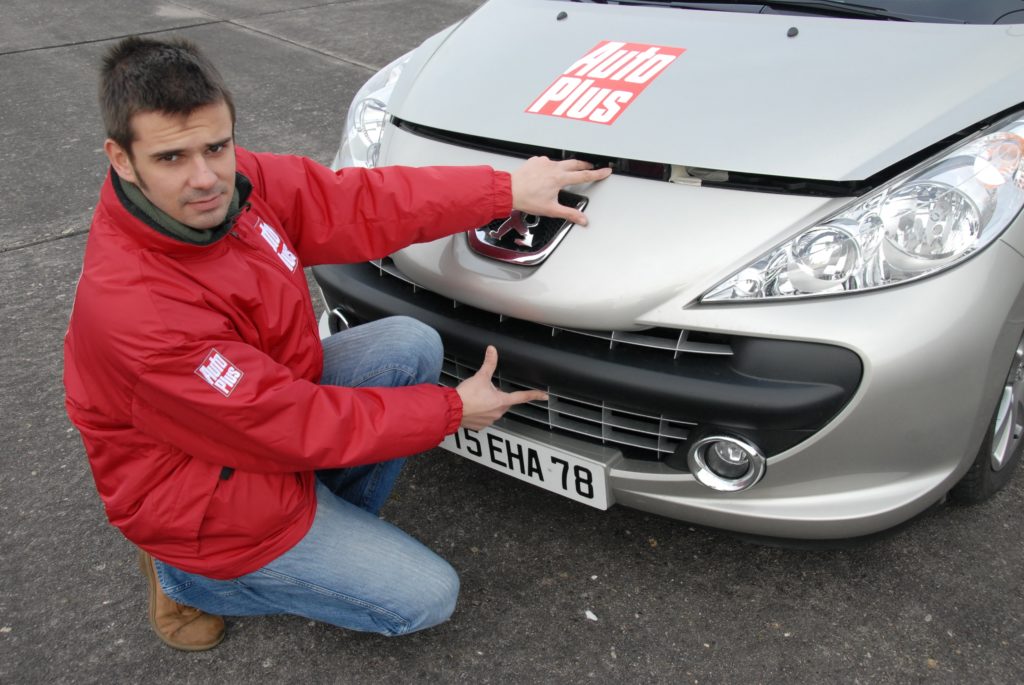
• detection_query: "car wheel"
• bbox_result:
[950,331,1024,504]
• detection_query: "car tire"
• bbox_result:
[949,332,1024,505]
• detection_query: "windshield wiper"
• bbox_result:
[573,0,964,23]
[761,0,961,22]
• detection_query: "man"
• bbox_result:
[63,36,610,651]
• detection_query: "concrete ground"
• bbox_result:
[2,1,1022,683]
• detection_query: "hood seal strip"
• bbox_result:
[393,108,1020,197]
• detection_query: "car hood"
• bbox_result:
[390,0,1024,180]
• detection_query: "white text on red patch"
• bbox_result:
[195,349,244,397]
[258,220,298,271]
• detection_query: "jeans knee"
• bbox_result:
[397,560,460,635]
[387,316,443,384]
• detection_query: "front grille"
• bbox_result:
[439,357,694,462]
[371,258,733,358]
[366,258,706,461]
[315,259,864,459]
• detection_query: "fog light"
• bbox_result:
[706,441,751,478]
[688,436,766,492]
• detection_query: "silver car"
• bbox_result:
[313,0,1024,539]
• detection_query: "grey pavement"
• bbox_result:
[2,2,1022,683]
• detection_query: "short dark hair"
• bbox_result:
[99,36,235,155]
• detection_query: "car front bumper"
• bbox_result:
[314,232,1024,538]
[313,123,1024,538]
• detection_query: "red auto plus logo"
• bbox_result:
[527,41,685,125]
[195,349,244,397]
[258,220,298,272]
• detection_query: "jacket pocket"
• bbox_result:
[119,455,221,558]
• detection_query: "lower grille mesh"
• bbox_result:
[440,358,695,461]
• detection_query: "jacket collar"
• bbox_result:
[99,167,253,256]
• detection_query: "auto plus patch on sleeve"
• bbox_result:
[195,349,244,397]
[527,41,685,124]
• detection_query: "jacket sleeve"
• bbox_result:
[130,331,463,474]
[236,147,513,266]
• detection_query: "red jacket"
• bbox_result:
[64,148,512,579]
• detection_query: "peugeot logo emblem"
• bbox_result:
[488,211,540,248]
[467,190,588,266]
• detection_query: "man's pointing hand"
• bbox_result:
[510,156,612,226]
[456,346,548,431]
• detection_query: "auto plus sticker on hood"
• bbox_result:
[390,1,1024,178]
[526,41,684,125]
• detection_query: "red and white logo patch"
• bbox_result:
[527,41,685,125]
[258,220,298,272]
[195,349,244,397]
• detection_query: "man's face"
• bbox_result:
[104,102,236,230]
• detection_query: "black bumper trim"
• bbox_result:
[313,262,863,456]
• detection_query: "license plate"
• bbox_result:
[440,425,610,509]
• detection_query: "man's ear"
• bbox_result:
[103,139,139,185]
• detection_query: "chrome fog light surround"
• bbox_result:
[328,307,351,334]
[687,435,767,492]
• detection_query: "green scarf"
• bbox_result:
[119,178,241,245]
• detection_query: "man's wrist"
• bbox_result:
[494,169,513,217]
[440,385,463,435]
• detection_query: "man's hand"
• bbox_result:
[510,156,612,226]
[456,346,547,430]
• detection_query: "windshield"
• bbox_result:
[568,0,1024,24]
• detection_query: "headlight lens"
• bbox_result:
[332,52,412,170]
[703,115,1024,302]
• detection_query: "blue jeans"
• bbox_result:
[154,316,459,636]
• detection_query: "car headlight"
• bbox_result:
[331,52,412,170]
[703,112,1024,302]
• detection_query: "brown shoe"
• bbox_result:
[138,550,225,651]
